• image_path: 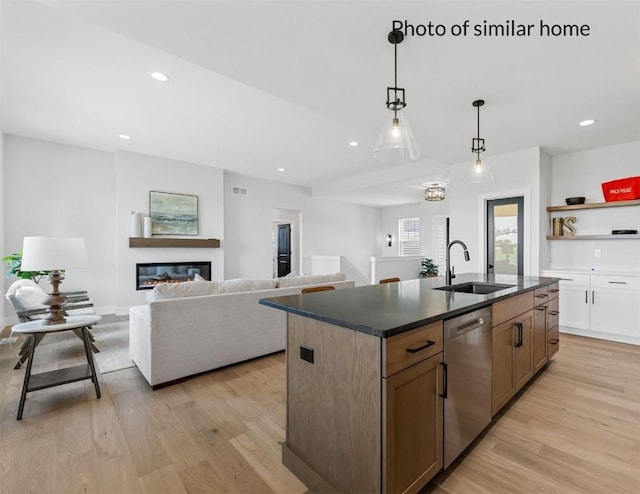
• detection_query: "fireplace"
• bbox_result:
[136,261,212,290]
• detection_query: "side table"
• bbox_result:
[12,315,102,420]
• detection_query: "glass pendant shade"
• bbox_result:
[372,110,421,165]
[466,157,495,184]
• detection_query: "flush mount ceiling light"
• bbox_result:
[579,119,595,126]
[277,168,285,172]
[150,71,170,82]
[372,30,420,165]
[349,141,359,147]
[464,99,494,184]
[118,134,131,140]
[425,186,445,201]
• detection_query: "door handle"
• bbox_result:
[439,362,448,399]
[513,322,523,348]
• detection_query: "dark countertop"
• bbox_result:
[259,273,559,337]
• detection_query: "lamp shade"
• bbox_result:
[372,110,421,165]
[21,236,87,271]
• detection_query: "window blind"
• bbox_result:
[399,217,420,256]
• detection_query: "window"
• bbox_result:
[398,217,420,256]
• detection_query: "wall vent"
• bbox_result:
[232,186,248,196]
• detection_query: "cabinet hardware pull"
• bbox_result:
[406,340,436,354]
[535,294,548,298]
[549,311,559,316]
[549,339,559,345]
[439,362,448,399]
[608,281,627,284]
[549,289,559,293]
[585,290,588,304]
[592,290,595,304]
[561,278,574,281]
[513,322,523,348]
[535,307,546,311]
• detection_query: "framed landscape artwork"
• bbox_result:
[149,191,198,235]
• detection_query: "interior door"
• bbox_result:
[277,223,291,277]
[487,197,524,276]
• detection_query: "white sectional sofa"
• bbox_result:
[129,273,354,388]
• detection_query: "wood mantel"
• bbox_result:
[129,238,220,248]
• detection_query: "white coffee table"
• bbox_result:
[12,315,102,420]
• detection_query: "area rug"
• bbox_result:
[91,319,135,374]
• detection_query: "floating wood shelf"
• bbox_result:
[546,234,640,240]
[546,199,640,212]
[129,238,220,248]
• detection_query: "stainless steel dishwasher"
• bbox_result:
[443,306,492,468]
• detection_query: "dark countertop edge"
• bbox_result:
[259,277,560,338]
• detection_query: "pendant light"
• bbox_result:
[465,99,494,184]
[425,186,445,201]
[372,30,421,165]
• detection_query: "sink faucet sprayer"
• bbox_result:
[446,240,470,285]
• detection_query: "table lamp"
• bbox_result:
[20,236,87,325]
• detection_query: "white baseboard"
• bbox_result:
[559,325,639,346]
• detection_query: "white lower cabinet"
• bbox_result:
[541,270,640,345]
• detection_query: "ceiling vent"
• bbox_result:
[232,186,248,196]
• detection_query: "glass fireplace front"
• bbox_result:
[136,261,212,290]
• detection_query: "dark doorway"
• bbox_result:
[277,223,292,277]
[487,197,524,276]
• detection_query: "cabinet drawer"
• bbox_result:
[547,282,560,300]
[547,326,559,358]
[590,274,640,290]
[384,321,443,377]
[534,286,549,303]
[493,291,534,326]
[547,297,559,329]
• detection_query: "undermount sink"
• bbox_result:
[433,282,515,295]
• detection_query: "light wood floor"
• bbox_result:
[0,328,638,494]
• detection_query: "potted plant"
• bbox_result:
[419,258,439,278]
[2,251,53,283]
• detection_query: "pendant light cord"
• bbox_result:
[393,39,398,119]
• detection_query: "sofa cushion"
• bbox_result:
[276,272,346,288]
[213,278,277,294]
[145,280,215,302]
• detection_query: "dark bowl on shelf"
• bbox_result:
[565,197,586,205]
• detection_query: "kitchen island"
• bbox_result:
[260,273,560,494]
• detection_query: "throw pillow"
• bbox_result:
[213,278,277,294]
[146,280,214,302]
[14,285,47,310]
[193,272,206,281]
[276,272,346,288]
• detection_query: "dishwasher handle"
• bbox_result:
[439,362,448,399]
[452,318,485,336]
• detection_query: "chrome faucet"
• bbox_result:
[446,240,471,285]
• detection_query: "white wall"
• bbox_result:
[115,151,224,308]
[448,147,543,276]
[224,171,381,280]
[3,135,117,312]
[548,140,640,272]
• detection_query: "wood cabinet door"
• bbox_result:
[492,320,515,416]
[533,305,548,372]
[514,311,534,392]
[384,353,443,494]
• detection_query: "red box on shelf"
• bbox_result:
[601,176,640,202]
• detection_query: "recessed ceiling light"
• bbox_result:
[579,119,595,126]
[119,134,131,140]
[349,141,359,147]
[277,168,285,172]
[150,72,170,82]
